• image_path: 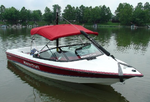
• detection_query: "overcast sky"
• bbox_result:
[1,0,149,14]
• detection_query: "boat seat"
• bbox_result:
[30,48,38,55]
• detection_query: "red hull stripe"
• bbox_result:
[6,52,142,78]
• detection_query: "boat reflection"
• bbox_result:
[7,61,129,102]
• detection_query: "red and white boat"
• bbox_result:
[6,24,143,85]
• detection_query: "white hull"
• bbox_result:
[6,46,143,85]
[12,61,120,85]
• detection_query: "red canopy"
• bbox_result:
[30,24,98,41]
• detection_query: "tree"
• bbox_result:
[115,3,133,25]
[62,4,112,24]
[3,7,19,24]
[132,2,148,25]
[144,2,150,23]
[144,2,150,10]
[78,5,85,23]
[26,10,32,22]
[111,15,119,23]
[100,5,112,23]
[115,3,124,20]
[31,10,42,22]
[20,7,28,25]
[43,7,53,24]
[63,5,86,23]
[52,4,61,23]
[83,6,92,23]
[0,5,5,21]
[83,5,112,24]
[75,7,80,23]
[91,6,101,23]
[62,5,76,21]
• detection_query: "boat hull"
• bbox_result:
[6,52,127,85]
[6,46,143,85]
[11,60,122,85]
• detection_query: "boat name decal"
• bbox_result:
[23,61,40,69]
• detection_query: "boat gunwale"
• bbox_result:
[6,51,143,78]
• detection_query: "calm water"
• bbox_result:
[0,27,150,102]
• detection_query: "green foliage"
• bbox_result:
[32,10,42,21]
[52,4,61,23]
[0,5,5,20]
[63,5,76,21]
[2,7,19,24]
[0,2,150,26]
[115,2,150,26]
[115,3,133,25]
[62,5,112,24]
[100,6,112,23]
[43,7,53,24]
[132,2,150,25]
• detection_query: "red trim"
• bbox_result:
[6,52,143,78]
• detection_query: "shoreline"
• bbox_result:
[0,23,149,29]
[84,24,148,28]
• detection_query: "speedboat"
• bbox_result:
[6,24,143,85]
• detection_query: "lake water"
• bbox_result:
[0,27,150,102]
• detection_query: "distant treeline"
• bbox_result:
[0,2,150,26]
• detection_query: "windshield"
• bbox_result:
[35,43,103,62]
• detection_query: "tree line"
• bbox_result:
[0,2,150,26]
[62,5,111,24]
[0,4,61,25]
[115,2,150,25]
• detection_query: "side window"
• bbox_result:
[54,52,67,61]
[39,49,68,61]
[39,50,52,59]
[49,49,67,61]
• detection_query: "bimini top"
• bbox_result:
[30,24,98,41]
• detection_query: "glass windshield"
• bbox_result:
[37,43,103,61]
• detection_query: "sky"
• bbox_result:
[0,0,149,14]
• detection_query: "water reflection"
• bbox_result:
[1,27,150,54]
[89,27,150,54]
[115,28,150,52]
[7,61,128,102]
[0,28,31,49]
